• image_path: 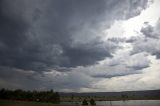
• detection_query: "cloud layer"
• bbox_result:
[1,0,159,92]
[0,0,148,72]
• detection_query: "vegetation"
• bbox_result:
[82,99,88,105]
[89,98,96,105]
[0,88,60,103]
[0,100,77,106]
[1,88,160,104]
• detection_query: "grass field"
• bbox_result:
[0,100,76,106]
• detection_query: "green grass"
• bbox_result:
[0,100,77,106]
[60,97,81,102]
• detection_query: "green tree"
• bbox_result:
[90,98,96,105]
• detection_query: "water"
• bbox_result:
[96,100,160,106]
[61,100,160,106]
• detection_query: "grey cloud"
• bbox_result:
[131,19,160,58]
[0,66,42,90]
[125,53,150,70]
[141,22,159,39]
[62,41,117,67]
[83,51,150,79]
[91,72,139,78]
[86,64,142,79]
[126,36,140,43]
[108,37,127,43]
[126,65,149,71]
[0,0,148,73]
[0,65,94,91]
[122,0,149,18]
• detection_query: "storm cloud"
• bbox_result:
[0,0,157,92]
[0,0,148,72]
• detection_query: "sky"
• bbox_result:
[0,0,160,92]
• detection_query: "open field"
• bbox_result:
[0,100,76,106]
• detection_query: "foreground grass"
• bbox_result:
[0,100,77,106]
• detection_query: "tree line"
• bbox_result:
[0,88,60,103]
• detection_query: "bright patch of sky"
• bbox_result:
[105,0,160,39]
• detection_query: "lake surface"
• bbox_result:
[96,100,160,106]
[61,100,160,106]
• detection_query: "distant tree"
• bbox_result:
[82,99,88,105]
[54,92,60,103]
[0,88,60,104]
[90,98,96,105]
[71,94,74,100]
[121,94,128,101]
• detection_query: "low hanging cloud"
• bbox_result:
[0,65,95,91]
[80,51,150,79]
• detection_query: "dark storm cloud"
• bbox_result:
[0,0,148,72]
[0,65,93,91]
[62,41,114,67]
[0,66,41,89]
